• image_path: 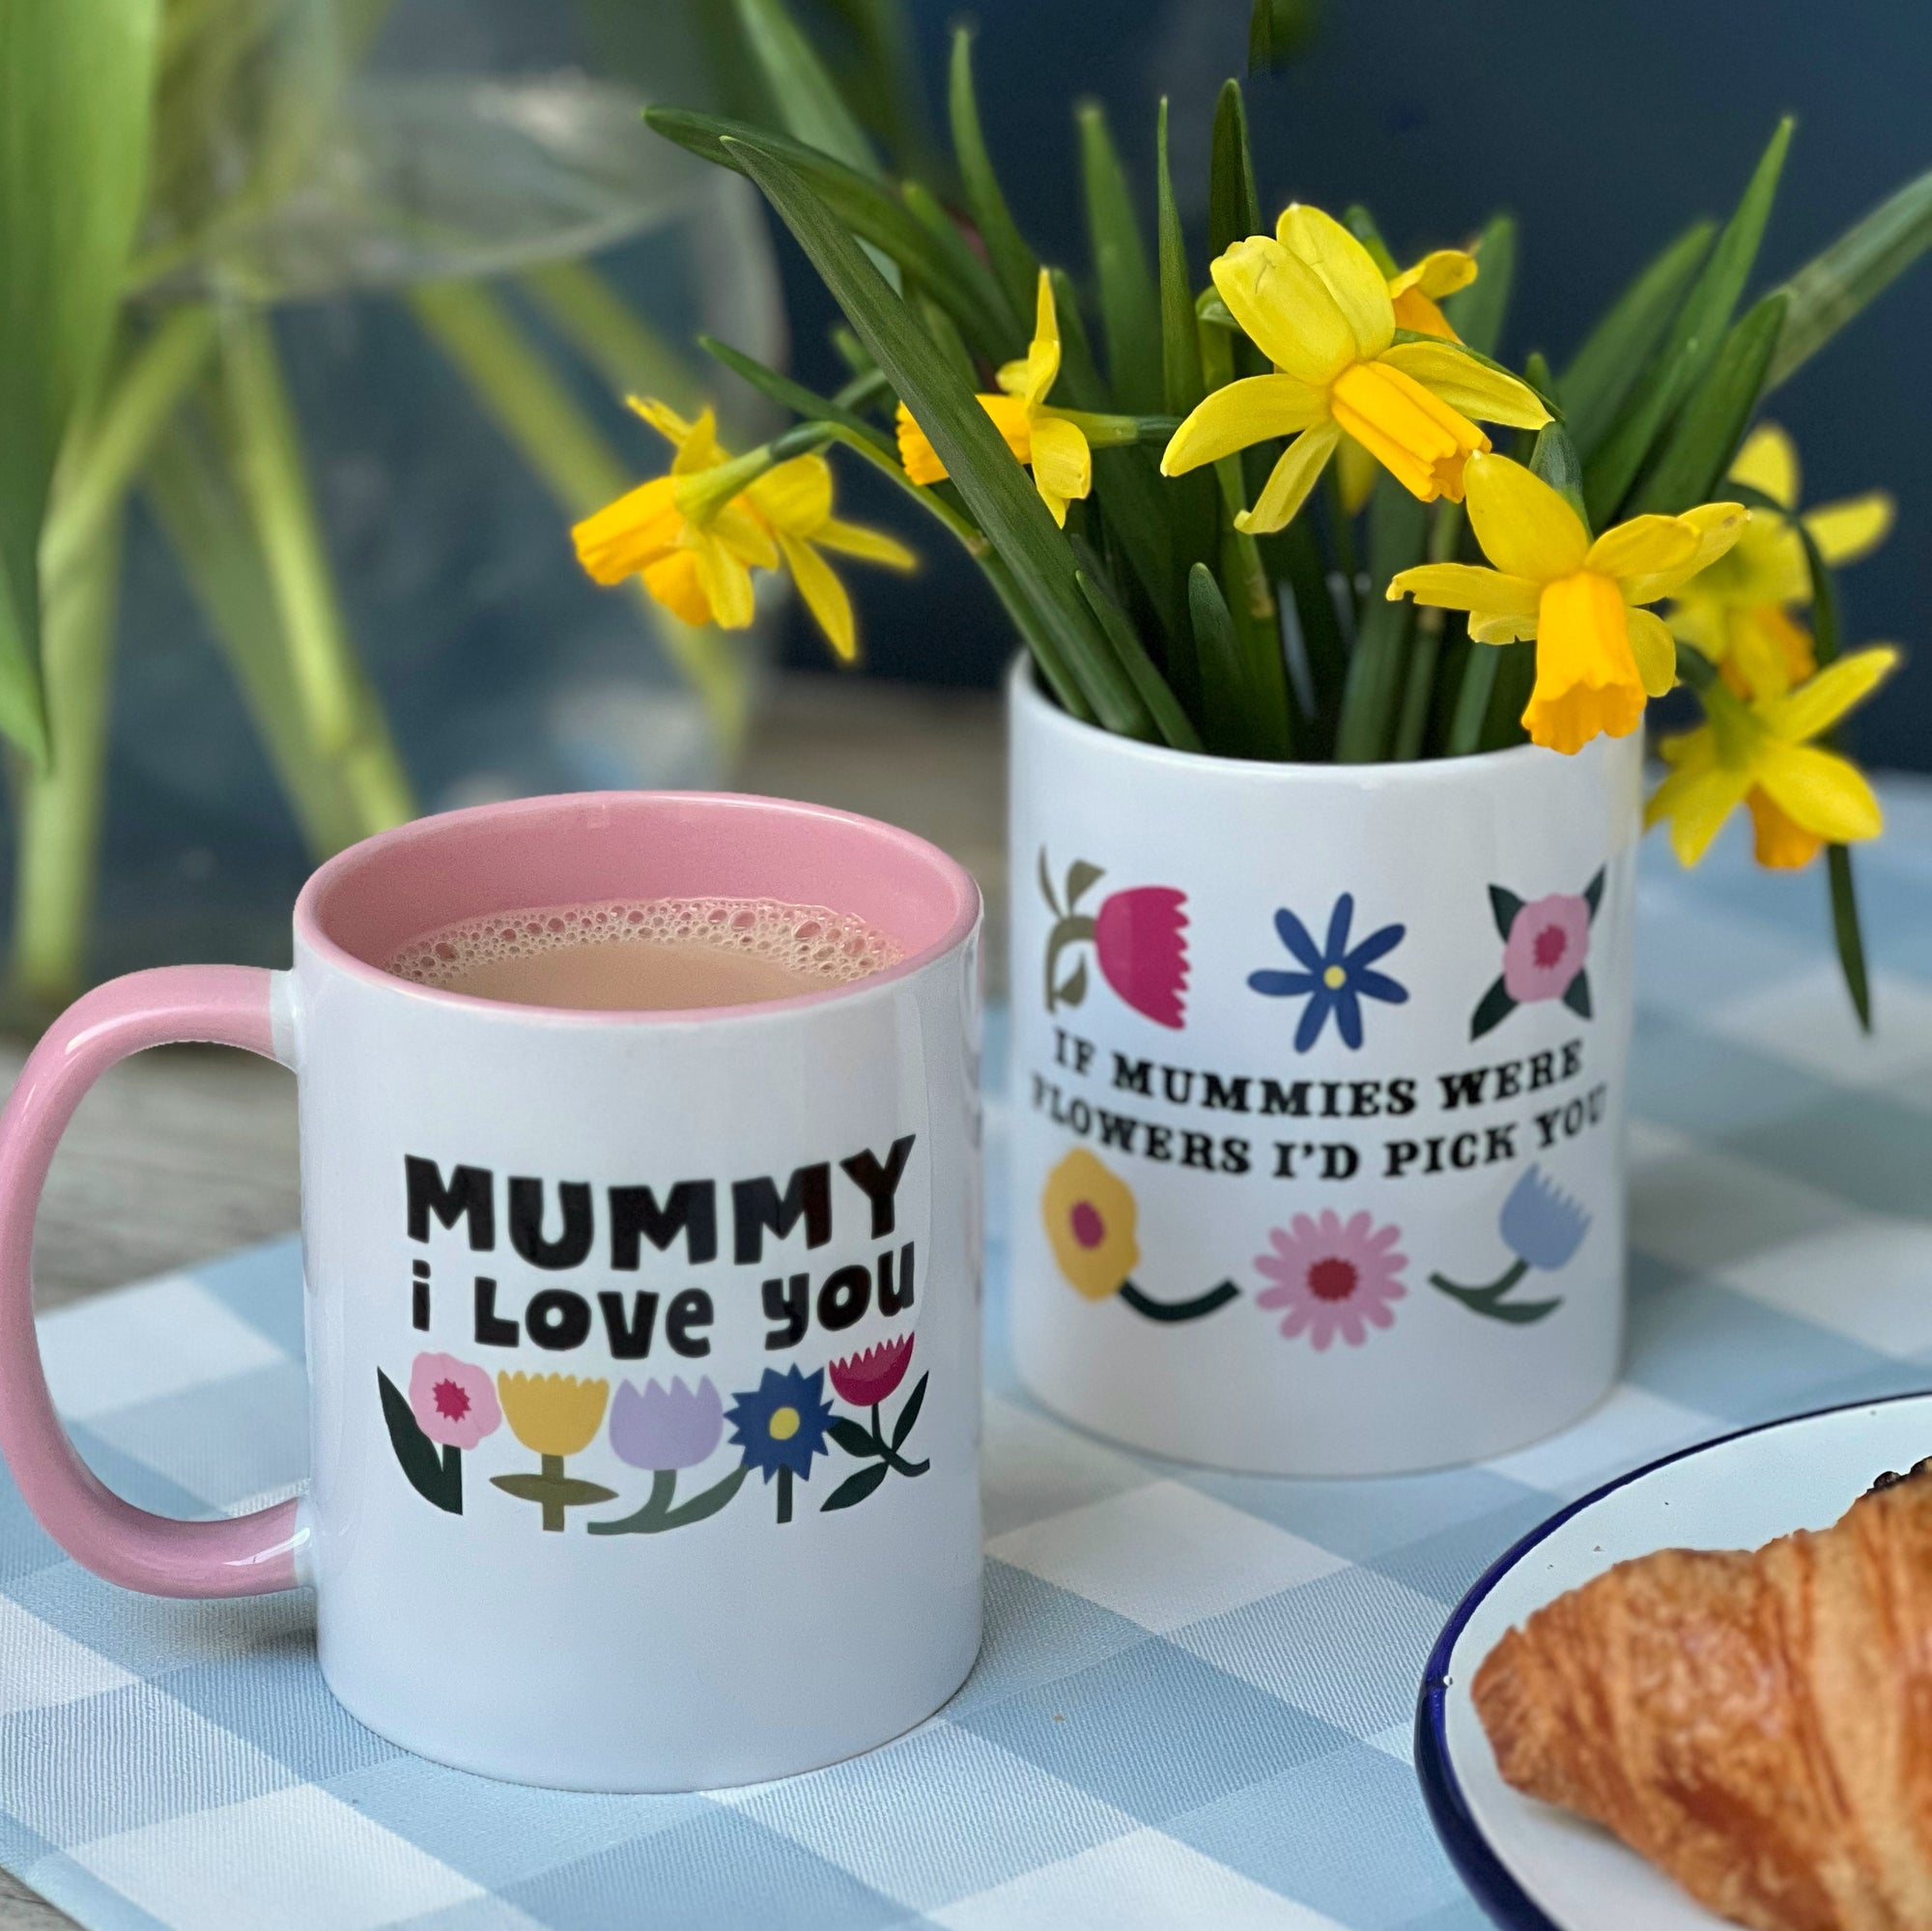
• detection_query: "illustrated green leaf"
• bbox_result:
[1585,120,1791,525]
[732,0,881,179]
[0,0,161,766]
[1557,221,1714,458]
[1561,970,1593,1019]
[1766,167,1932,391]
[1208,81,1263,260]
[1632,292,1786,515]
[948,26,1039,326]
[1066,860,1105,906]
[1054,956,1089,1008]
[821,1461,891,1512]
[378,1370,463,1514]
[1078,100,1162,414]
[1156,100,1206,418]
[491,1473,617,1508]
[891,1371,929,1452]
[1469,977,1517,1041]
[828,1416,880,1459]
[1583,866,1606,919]
[723,133,1154,736]
[646,108,1018,356]
[1488,884,1524,941]
[1440,214,1516,358]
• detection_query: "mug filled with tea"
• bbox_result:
[0,791,983,1791]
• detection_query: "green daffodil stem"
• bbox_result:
[1051,410,1181,449]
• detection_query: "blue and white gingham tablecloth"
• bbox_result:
[5,788,1932,1931]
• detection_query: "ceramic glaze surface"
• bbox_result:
[1008,661,1643,1474]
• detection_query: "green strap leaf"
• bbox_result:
[1334,479,1427,762]
[1156,99,1206,418]
[948,27,1040,325]
[1189,561,1291,760]
[1078,100,1162,414]
[724,132,1153,736]
[0,0,160,767]
[698,335,897,454]
[1076,569,1203,752]
[1530,419,1588,527]
[1584,120,1791,525]
[732,0,882,179]
[646,107,1020,357]
[1208,81,1263,260]
[1440,215,1516,358]
[1631,291,1787,515]
[1766,167,1932,391]
[1557,221,1714,458]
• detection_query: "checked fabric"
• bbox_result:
[3,786,1932,1930]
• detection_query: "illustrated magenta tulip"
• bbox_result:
[1040,852,1190,1030]
[828,1333,914,1408]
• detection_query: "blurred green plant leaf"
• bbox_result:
[722,132,1157,736]
[1557,220,1715,458]
[1343,205,1398,277]
[0,0,160,766]
[947,27,1038,325]
[1077,100,1161,413]
[1248,0,1321,74]
[732,0,881,179]
[1633,291,1786,514]
[1584,119,1790,525]
[1208,81,1263,260]
[1765,167,1932,390]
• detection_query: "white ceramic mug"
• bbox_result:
[0,792,983,1790]
[1009,660,1641,1476]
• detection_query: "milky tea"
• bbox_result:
[386,896,905,1010]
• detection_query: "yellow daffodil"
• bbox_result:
[1335,242,1482,510]
[497,1373,610,1459]
[573,402,777,629]
[1387,451,1747,754]
[1647,647,1898,869]
[896,270,1093,526]
[1160,205,1548,533]
[574,400,914,662]
[745,455,915,663]
[1668,422,1895,701]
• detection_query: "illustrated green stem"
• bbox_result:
[871,1403,928,1478]
[777,1466,794,1525]
[1428,1259,1563,1324]
[1044,914,1095,1010]
[1119,1278,1241,1323]
[587,1465,750,1536]
[441,1442,462,1514]
[539,1455,567,1533]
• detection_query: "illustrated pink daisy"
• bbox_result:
[1256,1211,1407,1349]
[1500,893,1591,1005]
[408,1352,501,1449]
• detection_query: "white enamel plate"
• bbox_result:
[1416,1391,1932,1929]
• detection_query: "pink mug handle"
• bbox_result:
[0,966,301,1597]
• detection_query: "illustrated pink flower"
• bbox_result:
[828,1333,915,1408]
[1093,887,1190,1028]
[408,1352,501,1449]
[1501,893,1591,1004]
[1256,1211,1407,1350]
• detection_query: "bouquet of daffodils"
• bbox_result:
[575,0,1930,1021]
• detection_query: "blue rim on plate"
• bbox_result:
[1412,1388,1932,1931]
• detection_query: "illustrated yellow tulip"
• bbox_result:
[745,454,915,664]
[1160,206,1548,533]
[1387,452,1747,755]
[1668,422,1895,702]
[895,270,1093,527]
[1647,647,1898,869]
[574,400,913,662]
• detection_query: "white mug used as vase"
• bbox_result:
[1007,659,1644,1476]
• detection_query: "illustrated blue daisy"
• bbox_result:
[725,1364,836,1523]
[1248,894,1407,1051]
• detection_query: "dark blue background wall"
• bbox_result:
[773,0,1931,770]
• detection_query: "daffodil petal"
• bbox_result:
[777,533,857,664]
[1747,789,1827,869]
[1648,754,1753,866]
[640,551,712,627]
[1760,645,1900,744]
[1023,268,1063,409]
[1275,204,1396,357]
[690,531,756,630]
[1803,492,1895,567]
[711,498,779,572]
[812,518,916,570]
[1209,237,1356,387]
[1752,742,1884,844]
[572,476,680,583]
[1397,247,1479,300]
[981,392,1034,464]
[1385,563,1541,618]
[1235,419,1340,535]
[1727,422,1800,509]
[1029,413,1093,508]
[1463,451,1589,582]
[1620,502,1748,604]
[1470,612,1538,643]
[895,404,949,485]
[1376,341,1550,430]
[1585,514,1698,584]
[1389,288,1458,340]
[751,455,833,536]
[1627,606,1678,697]
[1159,375,1327,475]
[670,406,725,475]
[1522,570,1646,753]
[628,397,699,448]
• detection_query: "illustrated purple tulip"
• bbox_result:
[609,1377,724,1471]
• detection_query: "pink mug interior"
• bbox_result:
[296,791,980,1015]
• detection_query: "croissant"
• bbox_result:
[1471,1464,1932,1931]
